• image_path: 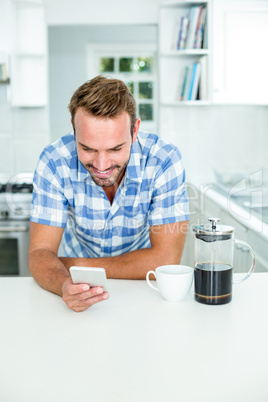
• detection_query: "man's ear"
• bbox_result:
[132,118,141,143]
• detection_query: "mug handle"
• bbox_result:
[233,239,255,284]
[146,270,159,292]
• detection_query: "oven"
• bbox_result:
[0,221,30,276]
[0,173,33,276]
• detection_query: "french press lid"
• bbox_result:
[192,218,235,242]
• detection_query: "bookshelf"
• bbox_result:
[159,0,211,106]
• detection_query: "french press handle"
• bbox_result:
[233,239,255,284]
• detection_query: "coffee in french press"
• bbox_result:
[192,218,255,305]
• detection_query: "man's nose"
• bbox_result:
[93,152,112,171]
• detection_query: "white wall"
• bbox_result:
[160,106,268,185]
[44,0,163,25]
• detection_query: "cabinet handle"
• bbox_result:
[0,225,28,232]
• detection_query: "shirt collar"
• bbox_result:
[125,137,142,183]
[77,159,90,182]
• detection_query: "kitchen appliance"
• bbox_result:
[192,218,255,305]
[0,173,33,276]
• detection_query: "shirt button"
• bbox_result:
[105,241,108,245]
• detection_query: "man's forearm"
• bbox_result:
[60,243,184,280]
[29,249,70,296]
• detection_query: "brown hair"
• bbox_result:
[68,75,137,136]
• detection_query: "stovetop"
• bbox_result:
[0,173,33,221]
[0,183,33,194]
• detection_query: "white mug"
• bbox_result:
[146,265,194,302]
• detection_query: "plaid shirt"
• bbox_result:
[30,131,189,257]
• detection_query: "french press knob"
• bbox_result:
[208,218,220,232]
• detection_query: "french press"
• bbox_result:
[192,218,255,305]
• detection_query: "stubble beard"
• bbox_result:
[83,154,131,188]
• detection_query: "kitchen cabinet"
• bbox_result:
[212,0,268,104]
[247,230,268,273]
[10,0,47,107]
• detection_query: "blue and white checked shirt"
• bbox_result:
[30,131,189,257]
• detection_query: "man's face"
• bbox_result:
[74,108,140,188]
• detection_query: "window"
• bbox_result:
[87,43,158,133]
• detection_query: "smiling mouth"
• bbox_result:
[96,169,112,174]
[91,166,116,178]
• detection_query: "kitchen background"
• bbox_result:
[0,0,268,275]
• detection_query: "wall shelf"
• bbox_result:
[161,100,211,106]
[162,1,209,8]
[160,49,209,57]
[159,1,211,105]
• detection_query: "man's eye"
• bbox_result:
[111,148,122,152]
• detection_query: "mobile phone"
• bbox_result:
[70,266,108,292]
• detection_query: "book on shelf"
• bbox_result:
[199,55,207,100]
[201,10,208,49]
[190,63,201,100]
[172,19,182,50]
[179,65,189,100]
[0,63,8,81]
[176,16,189,50]
[176,5,207,50]
[179,56,207,101]
[187,63,195,99]
[193,7,203,49]
[182,64,193,101]
[194,6,207,49]
[185,5,201,49]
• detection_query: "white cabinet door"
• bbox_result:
[10,2,47,107]
[213,0,268,104]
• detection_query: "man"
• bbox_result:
[29,75,189,312]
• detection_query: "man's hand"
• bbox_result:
[61,278,109,312]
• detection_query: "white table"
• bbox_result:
[0,274,267,402]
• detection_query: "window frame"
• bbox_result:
[86,43,158,133]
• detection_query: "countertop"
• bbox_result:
[0,275,267,402]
